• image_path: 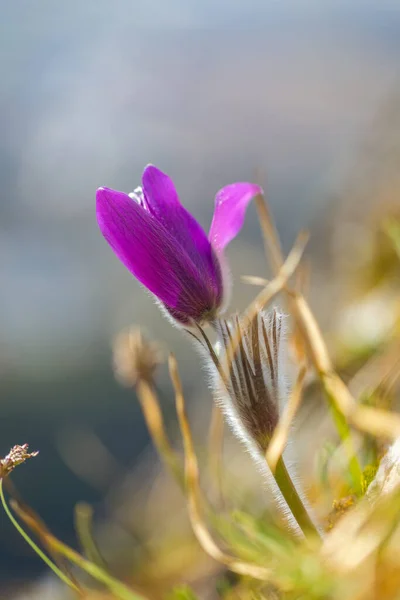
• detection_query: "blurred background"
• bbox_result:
[1,1,400,598]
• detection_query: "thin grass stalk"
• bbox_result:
[0,480,82,595]
[225,231,309,375]
[9,496,149,600]
[4,477,82,591]
[266,366,307,472]
[74,502,108,570]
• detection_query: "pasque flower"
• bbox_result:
[96,165,262,324]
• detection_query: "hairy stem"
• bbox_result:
[274,456,321,539]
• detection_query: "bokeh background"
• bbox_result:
[1,1,400,597]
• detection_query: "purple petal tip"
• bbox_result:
[209,182,263,251]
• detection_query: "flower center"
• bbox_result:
[128,187,146,208]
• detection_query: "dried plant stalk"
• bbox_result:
[252,195,366,492]
[266,366,307,473]
[225,231,309,374]
[113,326,184,487]
[136,379,185,489]
[254,194,283,273]
[247,272,400,472]
[290,291,400,441]
[168,353,273,582]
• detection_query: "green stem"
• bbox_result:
[274,456,321,540]
[325,388,363,496]
[74,502,108,569]
[49,537,147,600]
[0,480,80,593]
[0,480,148,600]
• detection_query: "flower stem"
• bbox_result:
[46,536,147,600]
[273,456,321,540]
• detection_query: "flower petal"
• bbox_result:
[209,183,263,252]
[142,165,218,277]
[96,187,220,322]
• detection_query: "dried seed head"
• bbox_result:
[214,309,288,451]
[113,327,162,386]
[0,444,39,478]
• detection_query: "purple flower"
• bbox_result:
[96,165,262,325]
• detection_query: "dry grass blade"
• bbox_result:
[245,231,309,322]
[229,231,308,378]
[291,293,400,440]
[135,379,184,488]
[325,375,400,439]
[287,292,332,373]
[168,354,272,582]
[254,194,283,273]
[266,367,307,473]
[253,193,364,492]
[242,275,271,287]
[347,341,400,399]
[254,193,400,441]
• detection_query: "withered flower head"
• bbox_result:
[214,309,287,452]
[113,327,162,386]
[0,444,39,478]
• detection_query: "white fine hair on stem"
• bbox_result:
[192,308,320,538]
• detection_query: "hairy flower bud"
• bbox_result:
[214,309,287,452]
[204,309,316,539]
